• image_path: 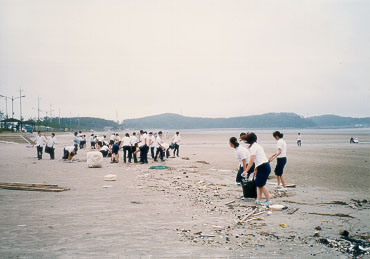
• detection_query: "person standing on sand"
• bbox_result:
[149,132,156,159]
[73,132,80,154]
[269,131,288,191]
[121,133,132,163]
[241,133,272,206]
[90,134,95,149]
[229,137,255,188]
[130,132,138,163]
[172,132,181,157]
[33,131,47,160]
[154,131,165,162]
[111,140,120,163]
[46,133,57,160]
[297,133,302,146]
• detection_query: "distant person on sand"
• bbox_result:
[229,137,255,188]
[100,144,109,157]
[172,132,181,157]
[110,133,115,145]
[46,133,56,160]
[297,133,302,146]
[63,145,77,161]
[269,131,288,191]
[130,132,138,163]
[154,131,165,162]
[90,134,95,149]
[33,131,47,160]
[73,132,80,153]
[149,132,156,159]
[241,133,272,206]
[111,140,120,163]
[121,133,132,163]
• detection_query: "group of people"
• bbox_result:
[40,130,182,164]
[33,131,57,160]
[230,131,288,206]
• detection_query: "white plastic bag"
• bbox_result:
[87,151,103,168]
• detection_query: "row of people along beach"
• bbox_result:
[32,130,306,206]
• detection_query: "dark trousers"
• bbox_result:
[123,146,132,163]
[140,145,149,163]
[74,144,78,154]
[236,163,255,183]
[297,140,301,146]
[131,146,138,163]
[173,144,179,156]
[150,147,155,159]
[155,147,164,161]
[49,147,55,160]
[37,146,43,159]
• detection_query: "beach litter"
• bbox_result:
[87,151,103,168]
[149,165,170,170]
[104,174,117,181]
[0,182,69,192]
[269,204,288,211]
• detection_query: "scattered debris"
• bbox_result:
[87,151,103,168]
[309,212,354,218]
[315,226,322,230]
[339,230,349,237]
[182,157,190,160]
[149,165,170,170]
[196,161,210,165]
[0,182,69,192]
[313,231,320,237]
[318,237,370,257]
[279,223,288,228]
[286,208,299,215]
[269,204,288,211]
[104,174,117,181]
[130,201,142,204]
[318,201,348,205]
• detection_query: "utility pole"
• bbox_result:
[49,104,54,123]
[37,96,40,121]
[0,94,9,118]
[58,107,61,125]
[19,89,24,121]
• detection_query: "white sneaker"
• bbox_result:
[255,200,262,205]
[236,182,241,186]
[275,185,282,189]
[280,187,288,191]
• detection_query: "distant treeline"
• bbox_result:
[121,113,370,130]
[26,113,370,131]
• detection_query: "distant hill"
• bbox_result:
[48,117,119,130]
[308,115,370,127]
[121,113,370,129]
[121,113,316,129]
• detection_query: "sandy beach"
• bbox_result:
[0,129,369,258]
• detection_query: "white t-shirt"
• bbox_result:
[234,146,250,167]
[35,135,46,147]
[297,135,302,141]
[110,135,115,141]
[65,145,75,153]
[249,143,268,167]
[47,136,56,148]
[156,136,163,147]
[239,141,249,149]
[122,136,131,146]
[162,142,169,150]
[101,145,109,151]
[89,136,94,142]
[276,138,287,158]
[173,135,181,144]
[149,135,156,147]
[130,135,138,145]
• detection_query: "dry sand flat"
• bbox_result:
[0,130,369,258]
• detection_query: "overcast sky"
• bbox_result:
[0,0,369,121]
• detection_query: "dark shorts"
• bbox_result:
[91,142,95,147]
[255,162,271,187]
[110,140,114,145]
[112,144,119,154]
[275,157,287,176]
[98,141,103,147]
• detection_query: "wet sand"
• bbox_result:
[0,130,369,258]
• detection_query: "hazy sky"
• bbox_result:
[0,0,369,121]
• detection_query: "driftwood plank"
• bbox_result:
[0,182,69,192]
